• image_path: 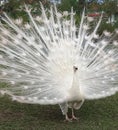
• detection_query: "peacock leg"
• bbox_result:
[64,114,72,122]
[59,103,72,122]
[71,108,79,120]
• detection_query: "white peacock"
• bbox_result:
[0,4,118,121]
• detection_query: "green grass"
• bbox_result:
[0,84,118,130]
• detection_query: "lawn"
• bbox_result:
[0,83,118,130]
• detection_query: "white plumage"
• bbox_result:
[0,4,118,121]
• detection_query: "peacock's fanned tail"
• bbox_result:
[0,4,118,104]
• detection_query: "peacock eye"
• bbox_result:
[73,66,78,72]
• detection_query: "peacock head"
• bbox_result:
[73,66,78,73]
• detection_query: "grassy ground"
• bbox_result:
[0,84,118,130]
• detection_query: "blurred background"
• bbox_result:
[0,0,118,33]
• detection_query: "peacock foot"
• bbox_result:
[64,114,73,122]
[71,115,79,121]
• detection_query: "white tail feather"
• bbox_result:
[0,4,118,105]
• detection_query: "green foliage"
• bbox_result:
[98,21,118,34]
[1,0,50,22]
[58,0,86,13]
[3,0,20,18]
[58,0,77,12]
[101,1,118,16]
[87,2,101,12]
[0,0,118,34]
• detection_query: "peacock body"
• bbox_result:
[0,4,118,121]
